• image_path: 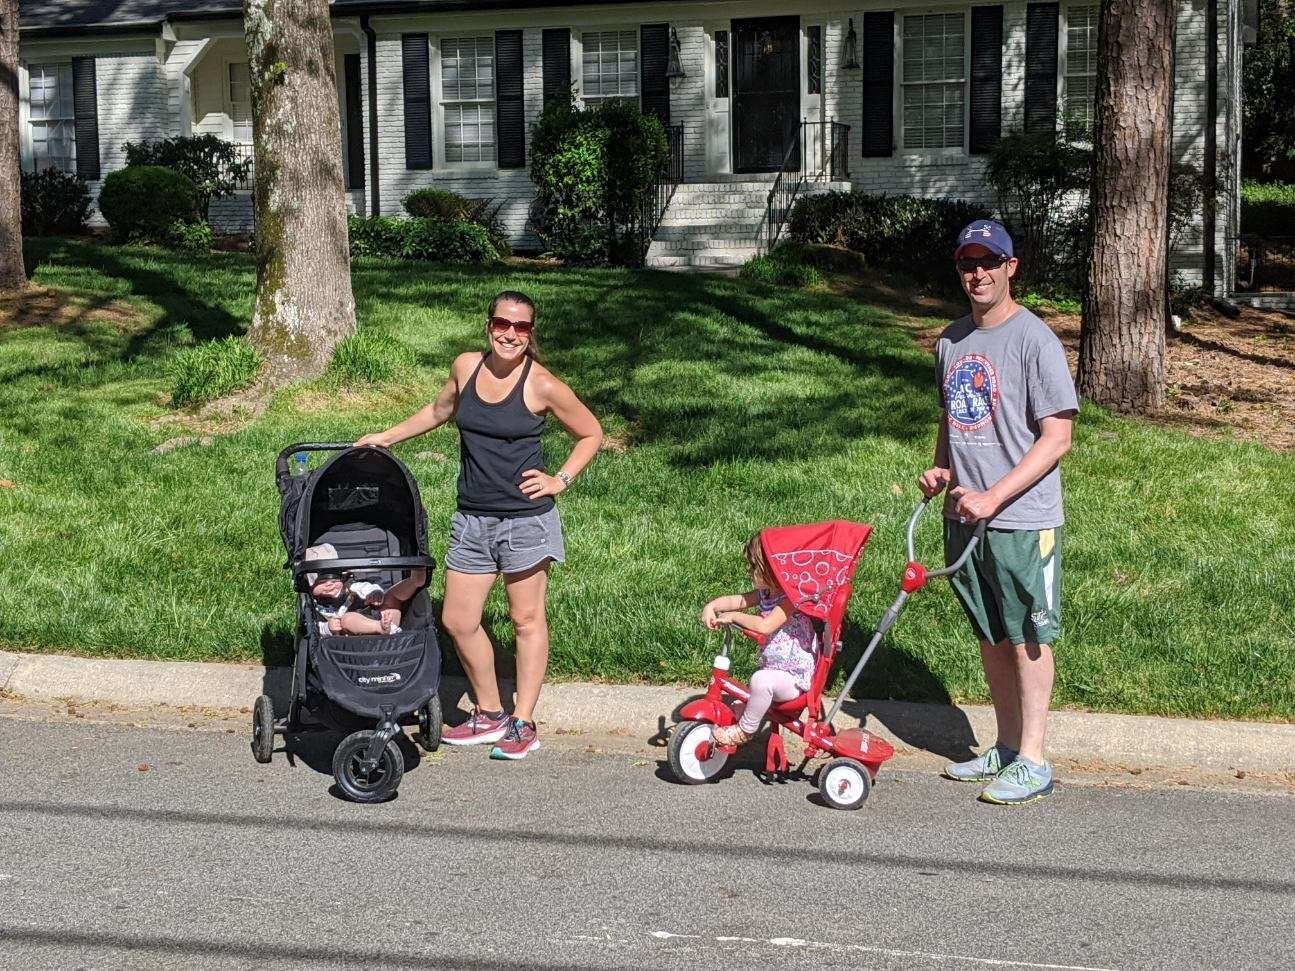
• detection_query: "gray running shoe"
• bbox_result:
[943,744,1017,782]
[979,757,1054,805]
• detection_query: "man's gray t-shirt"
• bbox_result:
[935,307,1078,530]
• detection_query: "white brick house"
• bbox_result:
[18,0,1253,290]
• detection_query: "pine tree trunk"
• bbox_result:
[1077,0,1175,413]
[0,0,27,293]
[243,0,355,385]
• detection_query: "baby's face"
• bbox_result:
[312,577,344,599]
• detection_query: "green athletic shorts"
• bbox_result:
[943,520,1063,646]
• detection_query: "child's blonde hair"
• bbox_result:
[743,533,776,590]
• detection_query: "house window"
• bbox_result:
[901,13,966,151]
[807,26,822,96]
[441,36,495,163]
[715,30,729,98]
[1064,5,1099,141]
[227,62,253,144]
[28,62,76,174]
[582,30,638,103]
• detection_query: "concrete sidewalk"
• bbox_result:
[2,649,1292,773]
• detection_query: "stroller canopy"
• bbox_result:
[759,520,872,641]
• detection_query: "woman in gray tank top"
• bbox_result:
[357,291,603,760]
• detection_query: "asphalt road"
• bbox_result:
[1,712,1292,971]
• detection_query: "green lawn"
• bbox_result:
[3,239,1293,720]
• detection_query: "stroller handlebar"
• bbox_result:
[906,495,987,576]
[276,442,386,476]
[292,555,435,589]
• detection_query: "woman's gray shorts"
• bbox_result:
[444,507,566,576]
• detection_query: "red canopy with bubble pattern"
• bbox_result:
[759,520,872,642]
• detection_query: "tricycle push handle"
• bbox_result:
[905,494,987,577]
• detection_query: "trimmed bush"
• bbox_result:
[20,168,93,235]
[1241,180,1295,237]
[170,337,261,408]
[529,97,669,265]
[98,166,199,243]
[328,330,416,384]
[403,187,472,220]
[788,191,993,276]
[123,134,251,219]
[347,216,502,264]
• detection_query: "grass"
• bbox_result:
[3,238,1294,721]
[1241,179,1295,237]
[170,336,260,407]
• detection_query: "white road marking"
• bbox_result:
[648,929,1120,971]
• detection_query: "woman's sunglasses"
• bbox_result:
[488,316,535,336]
[956,255,1011,273]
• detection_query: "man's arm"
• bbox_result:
[951,412,1075,522]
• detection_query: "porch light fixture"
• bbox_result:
[667,26,685,78]
[843,18,860,70]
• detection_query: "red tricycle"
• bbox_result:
[666,499,985,809]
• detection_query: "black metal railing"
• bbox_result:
[1233,233,1295,293]
[633,123,685,262]
[763,120,851,253]
[224,142,255,191]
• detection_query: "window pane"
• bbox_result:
[902,14,965,149]
[582,29,638,101]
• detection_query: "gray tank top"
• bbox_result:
[454,354,551,518]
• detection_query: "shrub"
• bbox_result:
[170,337,261,408]
[403,188,511,256]
[328,330,416,384]
[98,166,200,243]
[123,134,251,219]
[529,98,668,265]
[984,131,1091,289]
[739,248,824,288]
[347,216,502,264]
[20,168,93,235]
[1241,180,1295,237]
[788,191,992,278]
[165,219,215,254]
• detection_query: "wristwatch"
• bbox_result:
[555,471,572,489]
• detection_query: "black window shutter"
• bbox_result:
[861,12,894,157]
[542,28,571,106]
[71,57,100,180]
[343,53,365,190]
[402,33,433,170]
[1024,3,1059,135]
[969,6,1004,154]
[640,23,670,125]
[496,30,525,168]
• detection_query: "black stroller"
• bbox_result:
[251,442,443,802]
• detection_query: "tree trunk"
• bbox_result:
[0,0,27,292]
[243,0,355,385]
[1077,0,1175,413]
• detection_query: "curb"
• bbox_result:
[2,650,1292,774]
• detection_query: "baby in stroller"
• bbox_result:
[305,542,426,636]
[700,533,819,748]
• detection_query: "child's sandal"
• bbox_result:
[713,725,750,747]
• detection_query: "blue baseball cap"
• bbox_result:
[954,220,1014,259]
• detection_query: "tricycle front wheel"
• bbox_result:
[818,757,871,810]
[667,720,729,784]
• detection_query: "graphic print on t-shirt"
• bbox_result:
[944,354,999,432]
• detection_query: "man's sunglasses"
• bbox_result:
[488,316,535,336]
[956,255,1011,273]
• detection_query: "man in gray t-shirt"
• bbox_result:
[918,219,1078,806]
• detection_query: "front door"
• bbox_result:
[731,16,800,173]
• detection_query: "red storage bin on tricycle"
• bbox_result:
[666,499,985,809]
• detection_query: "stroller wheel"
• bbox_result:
[818,757,871,810]
[667,720,729,784]
[332,730,404,803]
[417,695,443,753]
[251,695,275,764]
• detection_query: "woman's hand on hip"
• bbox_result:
[520,468,566,500]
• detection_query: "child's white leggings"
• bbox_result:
[738,668,803,733]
